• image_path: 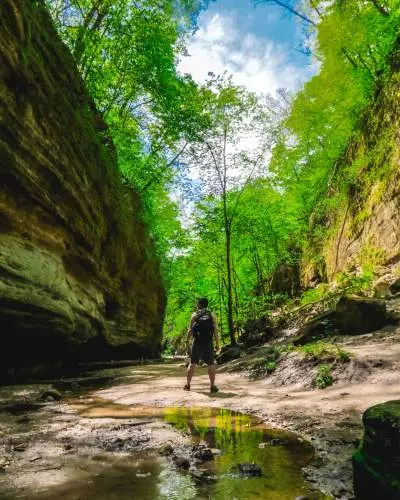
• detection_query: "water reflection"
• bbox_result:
[164,407,321,500]
[2,405,327,500]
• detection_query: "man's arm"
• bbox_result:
[212,313,220,351]
[185,315,194,353]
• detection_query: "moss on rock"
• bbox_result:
[353,400,400,500]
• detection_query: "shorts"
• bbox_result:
[190,341,214,365]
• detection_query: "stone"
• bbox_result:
[39,388,62,401]
[158,444,174,456]
[173,456,190,469]
[192,442,213,461]
[373,278,392,299]
[0,0,164,374]
[13,444,26,452]
[389,277,400,294]
[269,262,301,298]
[336,296,387,335]
[238,462,262,476]
[0,456,11,471]
[210,448,222,455]
[293,310,337,346]
[353,400,400,500]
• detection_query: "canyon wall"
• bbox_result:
[305,41,400,283]
[0,0,165,372]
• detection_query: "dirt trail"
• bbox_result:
[0,326,399,499]
[93,326,400,498]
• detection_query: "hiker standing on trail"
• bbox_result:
[184,298,220,393]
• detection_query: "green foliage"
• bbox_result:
[314,364,334,389]
[46,0,400,345]
[46,0,213,265]
[301,284,330,306]
[264,360,278,373]
[269,0,400,249]
[165,1,400,343]
[335,268,375,293]
[300,341,350,363]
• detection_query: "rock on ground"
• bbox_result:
[336,296,387,335]
[353,400,400,500]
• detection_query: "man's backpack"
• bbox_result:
[192,309,214,342]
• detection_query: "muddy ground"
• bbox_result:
[0,324,399,499]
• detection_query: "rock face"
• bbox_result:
[323,41,400,279]
[0,0,164,372]
[353,400,400,500]
[269,262,301,298]
[336,296,387,334]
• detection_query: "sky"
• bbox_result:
[178,0,316,96]
[174,0,318,225]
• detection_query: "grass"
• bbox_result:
[314,364,334,389]
[264,360,277,373]
[298,340,350,362]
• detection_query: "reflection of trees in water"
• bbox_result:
[163,407,318,500]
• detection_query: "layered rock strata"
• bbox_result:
[0,0,164,372]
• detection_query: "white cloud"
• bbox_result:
[178,12,309,96]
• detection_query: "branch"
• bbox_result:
[141,143,188,192]
[228,142,269,227]
[255,0,317,26]
[204,139,225,192]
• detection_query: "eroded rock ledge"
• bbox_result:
[0,0,164,373]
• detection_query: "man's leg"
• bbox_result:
[204,343,218,392]
[208,363,216,387]
[185,342,200,390]
[186,363,196,388]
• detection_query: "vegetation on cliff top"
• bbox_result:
[46,0,400,348]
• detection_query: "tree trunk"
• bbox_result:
[217,265,224,335]
[224,222,235,345]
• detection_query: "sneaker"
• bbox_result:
[183,384,190,391]
[210,385,219,394]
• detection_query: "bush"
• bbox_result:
[315,364,333,389]
[264,360,277,373]
[301,283,330,306]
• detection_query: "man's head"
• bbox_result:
[197,297,209,309]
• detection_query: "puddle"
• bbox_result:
[16,402,326,500]
[164,407,324,500]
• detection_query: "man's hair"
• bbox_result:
[197,297,209,309]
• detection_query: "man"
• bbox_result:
[184,297,220,393]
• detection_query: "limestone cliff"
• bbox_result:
[0,0,164,371]
[321,41,400,280]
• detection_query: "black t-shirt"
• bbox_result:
[191,308,215,345]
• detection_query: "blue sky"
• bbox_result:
[179,0,316,95]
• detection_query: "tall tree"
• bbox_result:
[183,78,277,344]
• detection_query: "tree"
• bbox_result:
[46,0,214,265]
[182,78,278,344]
